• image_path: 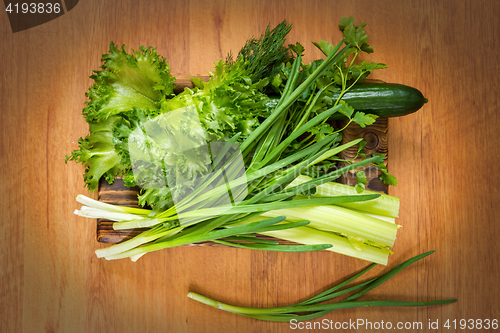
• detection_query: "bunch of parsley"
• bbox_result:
[269,17,396,190]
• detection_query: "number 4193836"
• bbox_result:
[443,319,498,330]
[5,3,61,14]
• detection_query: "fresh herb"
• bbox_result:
[225,20,292,83]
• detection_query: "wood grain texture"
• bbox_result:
[338,117,389,193]
[171,73,210,94]
[1,0,499,332]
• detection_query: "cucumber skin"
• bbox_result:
[329,83,427,119]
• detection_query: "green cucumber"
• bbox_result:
[265,83,427,119]
[330,83,427,119]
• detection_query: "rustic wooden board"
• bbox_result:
[171,73,210,94]
[338,117,389,193]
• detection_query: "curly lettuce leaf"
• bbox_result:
[67,43,176,191]
[66,116,128,190]
[83,42,175,121]
[134,59,271,210]
[161,58,269,141]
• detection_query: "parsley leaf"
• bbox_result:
[375,159,398,186]
[289,42,305,57]
[312,40,337,57]
[271,73,283,90]
[357,140,367,158]
[339,16,373,54]
[339,17,355,31]
[339,100,355,118]
[380,170,398,186]
[350,61,388,82]
[352,111,379,128]
[355,170,368,193]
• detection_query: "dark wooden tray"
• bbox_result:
[96,75,389,243]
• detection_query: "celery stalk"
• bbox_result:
[262,204,397,248]
[262,226,390,265]
[361,212,396,224]
[289,175,400,218]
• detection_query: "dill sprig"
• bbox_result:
[226,20,292,82]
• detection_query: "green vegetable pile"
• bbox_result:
[68,18,424,265]
[67,16,454,323]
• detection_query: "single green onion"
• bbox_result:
[187,251,456,322]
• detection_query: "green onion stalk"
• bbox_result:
[188,251,456,322]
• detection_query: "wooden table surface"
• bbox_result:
[1,0,499,332]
